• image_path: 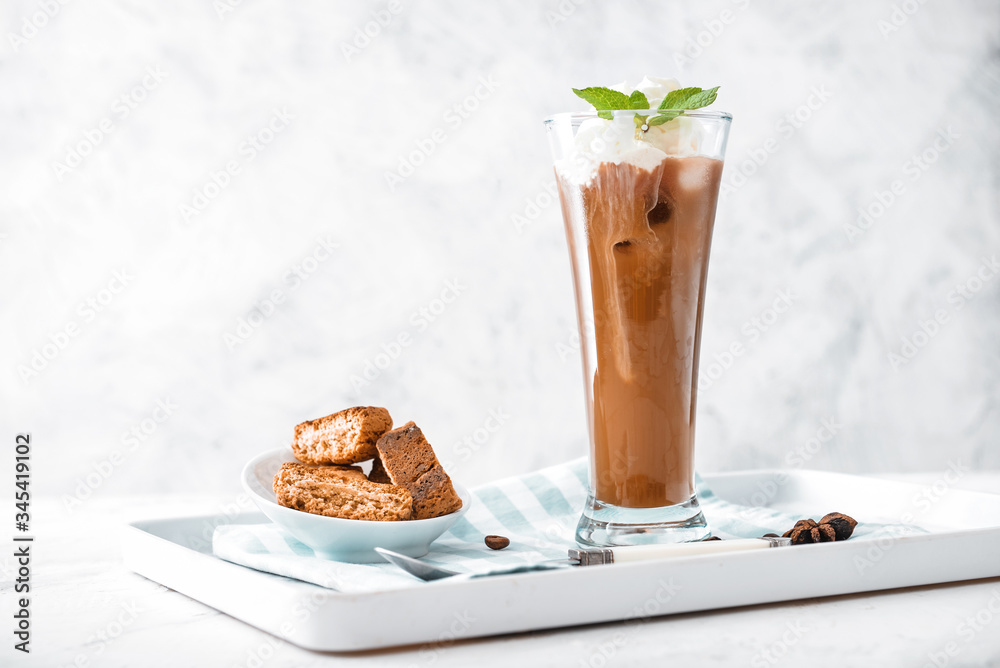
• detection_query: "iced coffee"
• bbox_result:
[547,76,731,543]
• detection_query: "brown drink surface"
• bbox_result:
[561,155,723,508]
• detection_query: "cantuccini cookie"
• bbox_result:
[375,421,463,520]
[292,406,392,465]
[273,462,412,521]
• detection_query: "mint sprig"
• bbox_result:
[572,83,720,131]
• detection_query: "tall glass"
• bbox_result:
[545,110,731,546]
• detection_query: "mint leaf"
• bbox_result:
[647,112,681,126]
[573,86,651,120]
[573,87,630,111]
[627,91,649,110]
[658,86,720,111]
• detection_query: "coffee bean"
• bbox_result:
[485,535,510,550]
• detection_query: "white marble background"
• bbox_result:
[1,0,998,503]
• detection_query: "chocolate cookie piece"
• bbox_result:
[375,422,463,520]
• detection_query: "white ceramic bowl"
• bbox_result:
[241,448,470,563]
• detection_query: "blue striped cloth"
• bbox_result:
[212,457,925,593]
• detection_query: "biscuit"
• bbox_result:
[292,406,392,465]
[273,462,412,521]
[375,421,463,520]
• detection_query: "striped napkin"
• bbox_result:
[212,457,925,593]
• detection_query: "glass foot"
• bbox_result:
[575,493,710,546]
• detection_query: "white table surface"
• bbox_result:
[8,472,1000,668]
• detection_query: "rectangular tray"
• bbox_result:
[121,469,1000,651]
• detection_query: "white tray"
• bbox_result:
[121,469,1000,651]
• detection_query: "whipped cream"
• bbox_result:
[557,75,704,184]
[633,75,680,108]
